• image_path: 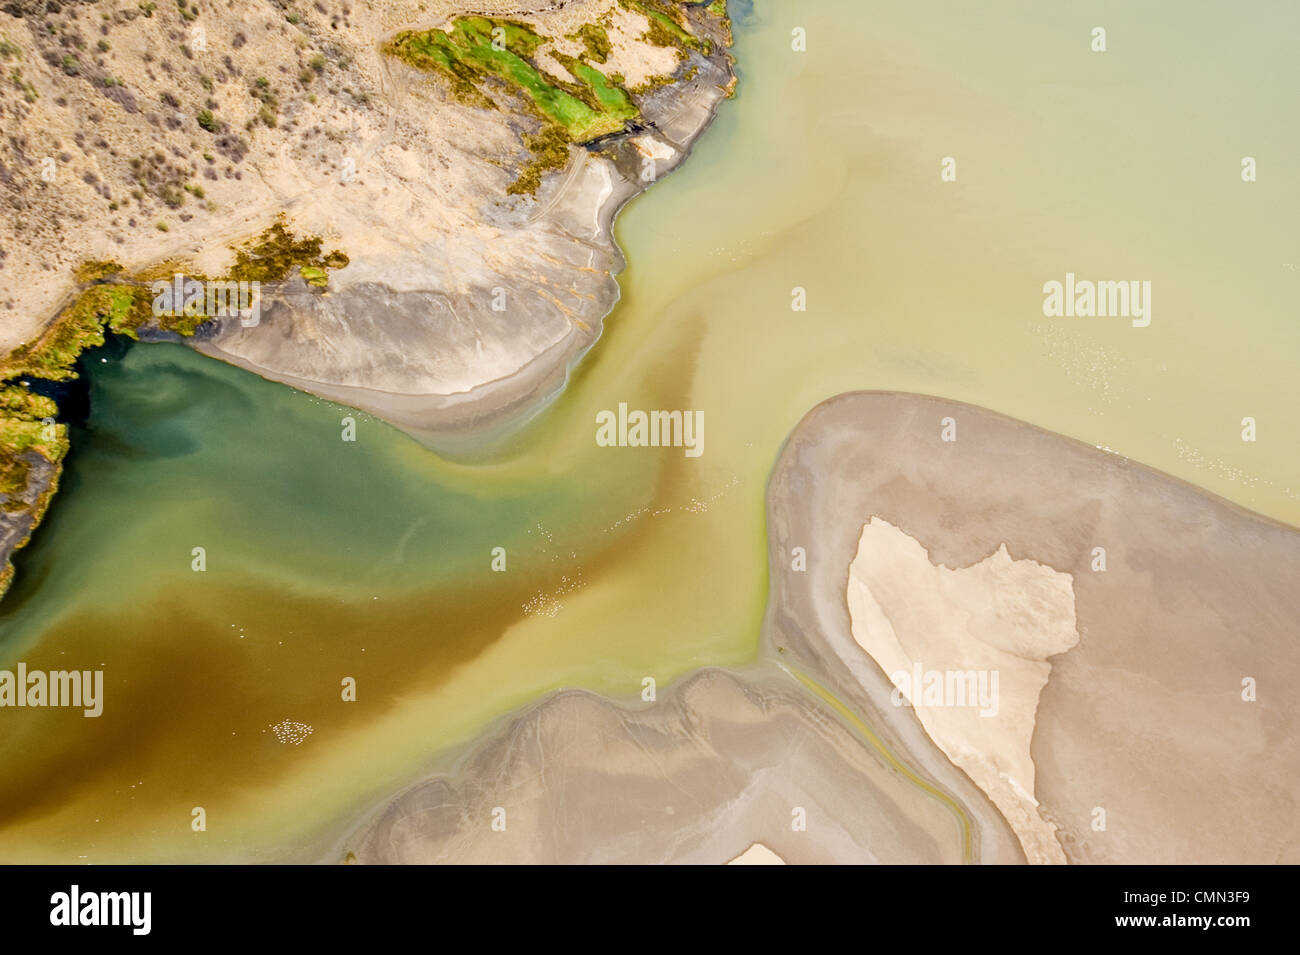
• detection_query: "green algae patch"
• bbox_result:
[383,6,729,194]
[0,385,69,596]
[0,385,58,422]
[0,415,67,464]
[0,290,110,382]
[508,123,575,197]
[628,0,707,54]
[230,214,349,286]
[2,219,347,385]
[74,259,126,283]
[386,18,631,142]
[573,22,612,63]
[299,265,328,287]
[384,15,669,193]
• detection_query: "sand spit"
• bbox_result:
[847,517,1078,864]
[345,668,968,865]
[766,391,1300,864]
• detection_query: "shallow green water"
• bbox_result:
[1,0,1296,861]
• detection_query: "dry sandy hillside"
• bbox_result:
[0,0,734,590]
[0,1,733,386]
[2,0,447,345]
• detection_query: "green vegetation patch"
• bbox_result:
[0,416,66,464]
[386,16,654,193]
[0,384,68,529]
[0,385,57,423]
[386,17,634,141]
[573,22,612,63]
[230,214,350,287]
[73,259,125,283]
[0,412,68,597]
[1,220,348,385]
[627,0,707,54]
[0,289,110,382]
[554,53,636,117]
[0,453,29,502]
[508,123,575,197]
[0,281,184,382]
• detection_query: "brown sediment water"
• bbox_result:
[1,0,1297,861]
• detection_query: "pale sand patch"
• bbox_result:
[847,517,1077,864]
[635,136,679,164]
[727,842,787,865]
[603,6,685,88]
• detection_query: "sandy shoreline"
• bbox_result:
[192,11,736,453]
[0,1,735,456]
[340,666,970,865]
[0,0,737,591]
